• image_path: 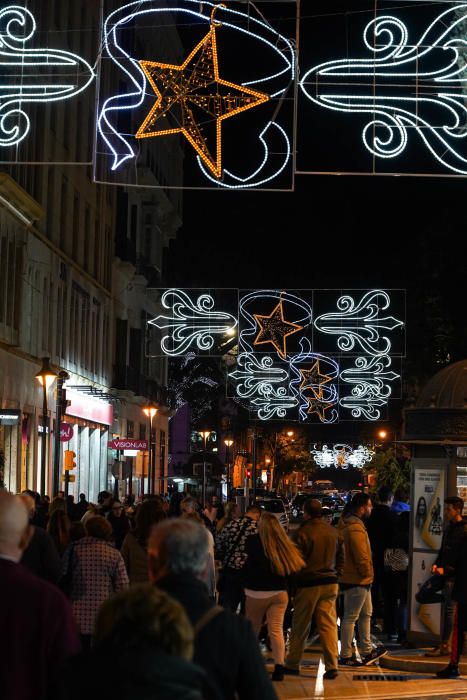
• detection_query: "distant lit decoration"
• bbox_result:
[0,5,95,148]
[300,6,467,176]
[98,0,294,188]
[152,288,405,422]
[253,300,304,360]
[311,444,375,469]
[314,290,403,356]
[135,8,269,179]
[149,289,237,356]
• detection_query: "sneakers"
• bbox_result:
[436,663,460,679]
[323,669,338,680]
[272,664,285,681]
[361,648,388,666]
[339,657,363,667]
[282,667,300,676]
[425,644,450,657]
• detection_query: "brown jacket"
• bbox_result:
[338,514,374,586]
[293,517,344,588]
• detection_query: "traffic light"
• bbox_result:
[64,450,76,470]
[246,469,251,479]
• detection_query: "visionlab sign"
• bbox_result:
[108,438,148,450]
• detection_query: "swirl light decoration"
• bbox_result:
[149,289,237,356]
[300,5,467,175]
[0,5,95,150]
[97,0,294,188]
[311,444,375,469]
[314,290,403,357]
[150,288,404,422]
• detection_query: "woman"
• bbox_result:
[66,515,129,650]
[47,509,71,557]
[106,499,130,550]
[121,499,166,584]
[243,512,305,681]
[59,585,215,700]
[415,497,427,530]
[216,501,239,533]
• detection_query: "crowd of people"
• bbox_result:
[1,485,466,700]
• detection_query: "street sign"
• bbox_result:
[108,438,148,450]
[62,474,76,482]
[60,422,74,441]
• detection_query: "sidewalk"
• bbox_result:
[265,645,467,700]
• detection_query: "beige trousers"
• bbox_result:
[286,583,338,672]
[245,591,289,665]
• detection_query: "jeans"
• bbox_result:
[246,591,289,665]
[340,586,372,658]
[451,602,467,664]
[218,568,245,612]
[442,579,455,644]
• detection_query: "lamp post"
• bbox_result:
[35,357,57,496]
[224,439,233,498]
[52,370,70,497]
[200,430,211,507]
[143,404,158,495]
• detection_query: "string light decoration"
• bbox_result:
[311,444,375,469]
[97,0,294,188]
[253,300,304,360]
[300,5,467,176]
[151,288,404,422]
[149,289,237,356]
[0,5,95,150]
[136,9,269,179]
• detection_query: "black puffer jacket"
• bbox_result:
[60,646,213,700]
[157,573,278,700]
[434,519,467,578]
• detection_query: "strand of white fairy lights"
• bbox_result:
[197,121,291,188]
[0,5,95,148]
[98,0,294,174]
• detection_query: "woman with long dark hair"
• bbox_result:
[121,499,166,584]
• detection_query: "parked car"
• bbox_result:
[289,493,345,522]
[256,497,289,531]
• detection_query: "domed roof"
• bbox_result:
[417,359,467,409]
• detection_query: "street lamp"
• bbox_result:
[142,404,158,495]
[35,357,57,496]
[200,430,211,507]
[224,438,233,497]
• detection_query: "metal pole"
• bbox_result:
[40,388,48,496]
[226,444,230,498]
[52,371,68,497]
[202,434,207,507]
[151,417,156,494]
[252,426,257,503]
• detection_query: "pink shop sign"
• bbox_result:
[60,422,74,441]
[66,391,113,426]
[108,438,148,450]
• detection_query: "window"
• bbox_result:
[127,420,134,438]
[72,193,80,261]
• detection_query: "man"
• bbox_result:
[366,485,396,637]
[339,492,387,666]
[215,503,261,611]
[284,499,344,680]
[0,491,80,700]
[18,492,61,583]
[427,496,466,657]
[149,518,277,700]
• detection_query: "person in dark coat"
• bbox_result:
[149,518,278,700]
[18,493,62,583]
[366,485,396,635]
[59,584,215,700]
[0,491,80,700]
[436,519,467,678]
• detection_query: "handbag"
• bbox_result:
[415,573,445,604]
[383,547,409,572]
[59,543,75,597]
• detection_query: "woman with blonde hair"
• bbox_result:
[243,512,305,681]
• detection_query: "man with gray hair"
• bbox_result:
[149,518,277,700]
[0,491,80,700]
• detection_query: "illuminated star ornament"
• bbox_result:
[135,7,269,179]
[307,397,336,422]
[254,300,303,360]
[299,360,332,399]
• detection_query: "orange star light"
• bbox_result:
[307,397,336,422]
[135,22,269,179]
[253,300,304,360]
[299,360,332,399]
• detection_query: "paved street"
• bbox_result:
[263,647,467,700]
